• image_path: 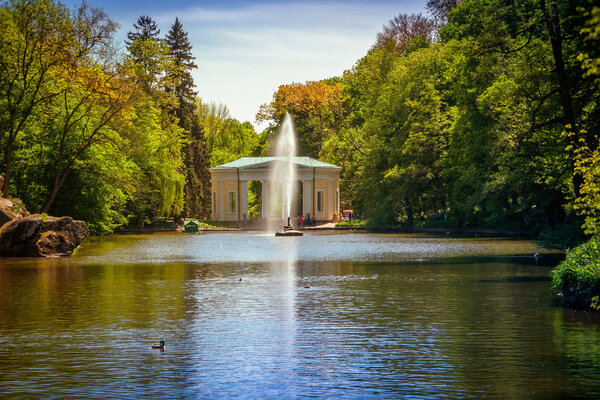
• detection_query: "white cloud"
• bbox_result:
[151,1,428,131]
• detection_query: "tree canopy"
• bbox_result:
[0,0,258,233]
[259,0,600,245]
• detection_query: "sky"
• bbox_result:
[63,0,429,131]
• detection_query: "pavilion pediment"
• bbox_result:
[210,157,341,171]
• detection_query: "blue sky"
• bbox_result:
[62,0,429,130]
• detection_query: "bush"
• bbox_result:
[551,237,600,310]
[196,220,237,229]
[538,218,588,250]
[336,219,368,228]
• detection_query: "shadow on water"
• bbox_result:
[478,276,552,283]
[359,253,564,267]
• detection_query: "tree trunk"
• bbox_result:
[539,0,582,197]
[2,136,15,198]
[403,197,414,229]
[42,171,69,214]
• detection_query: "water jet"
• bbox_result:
[271,114,303,237]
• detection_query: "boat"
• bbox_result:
[183,220,199,232]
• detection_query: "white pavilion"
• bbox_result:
[209,157,341,222]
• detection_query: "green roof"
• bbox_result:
[211,157,341,170]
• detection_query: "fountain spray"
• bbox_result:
[271,113,302,236]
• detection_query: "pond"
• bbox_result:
[1,231,599,399]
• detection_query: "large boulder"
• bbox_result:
[0,197,30,228]
[0,214,88,257]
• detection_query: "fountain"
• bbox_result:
[272,113,303,237]
[275,216,302,236]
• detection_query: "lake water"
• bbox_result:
[1,231,599,399]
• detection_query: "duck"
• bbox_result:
[150,340,165,350]
[239,278,243,282]
[304,284,311,289]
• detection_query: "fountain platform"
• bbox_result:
[275,217,303,236]
[275,227,303,236]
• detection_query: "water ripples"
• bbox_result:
[0,232,595,398]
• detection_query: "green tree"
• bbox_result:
[197,99,260,167]
[126,15,172,95]
[572,6,600,236]
[165,18,211,218]
[352,44,451,227]
[126,15,160,42]
[41,63,136,214]
[0,0,117,198]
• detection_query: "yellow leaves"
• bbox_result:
[573,133,600,235]
[259,80,344,123]
[578,8,600,85]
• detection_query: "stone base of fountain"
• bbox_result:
[275,217,303,236]
[275,225,303,237]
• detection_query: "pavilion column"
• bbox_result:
[219,184,225,221]
[241,180,248,220]
[262,181,269,219]
[304,180,313,218]
[328,181,334,220]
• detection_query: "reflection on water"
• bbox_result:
[0,232,598,399]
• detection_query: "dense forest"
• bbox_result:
[259,0,600,247]
[0,0,263,234]
[1,0,599,248]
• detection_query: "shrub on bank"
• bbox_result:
[551,237,600,310]
[196,220,237,229]
[335,220,368,228]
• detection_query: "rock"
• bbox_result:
[11,198,30,217]
[0,214,88,257]
[0,197,30,228]
[0,208,13,228]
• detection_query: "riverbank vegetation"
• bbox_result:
[264,0,600,307]
[552,237,600,310]
[0,0,262,235]
[2,0,600,258]
[259,1,600,251]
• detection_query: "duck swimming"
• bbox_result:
[150,340,165,350]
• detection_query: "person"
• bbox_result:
[299,215,304,226]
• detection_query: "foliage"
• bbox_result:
[199,100,260,167]
[551,236,600,309]
[374,13,436,52]
[4,0,600,242]
[577,6,600,85]
[537,218,588,250]
[162,18,211,219]
[573,132,600,236]
[335,219,368,227]
[571,8,600,238]
[257,0,600,245]
[194,220,237,229]
[257,80,344,157]
[0,1,218,234]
